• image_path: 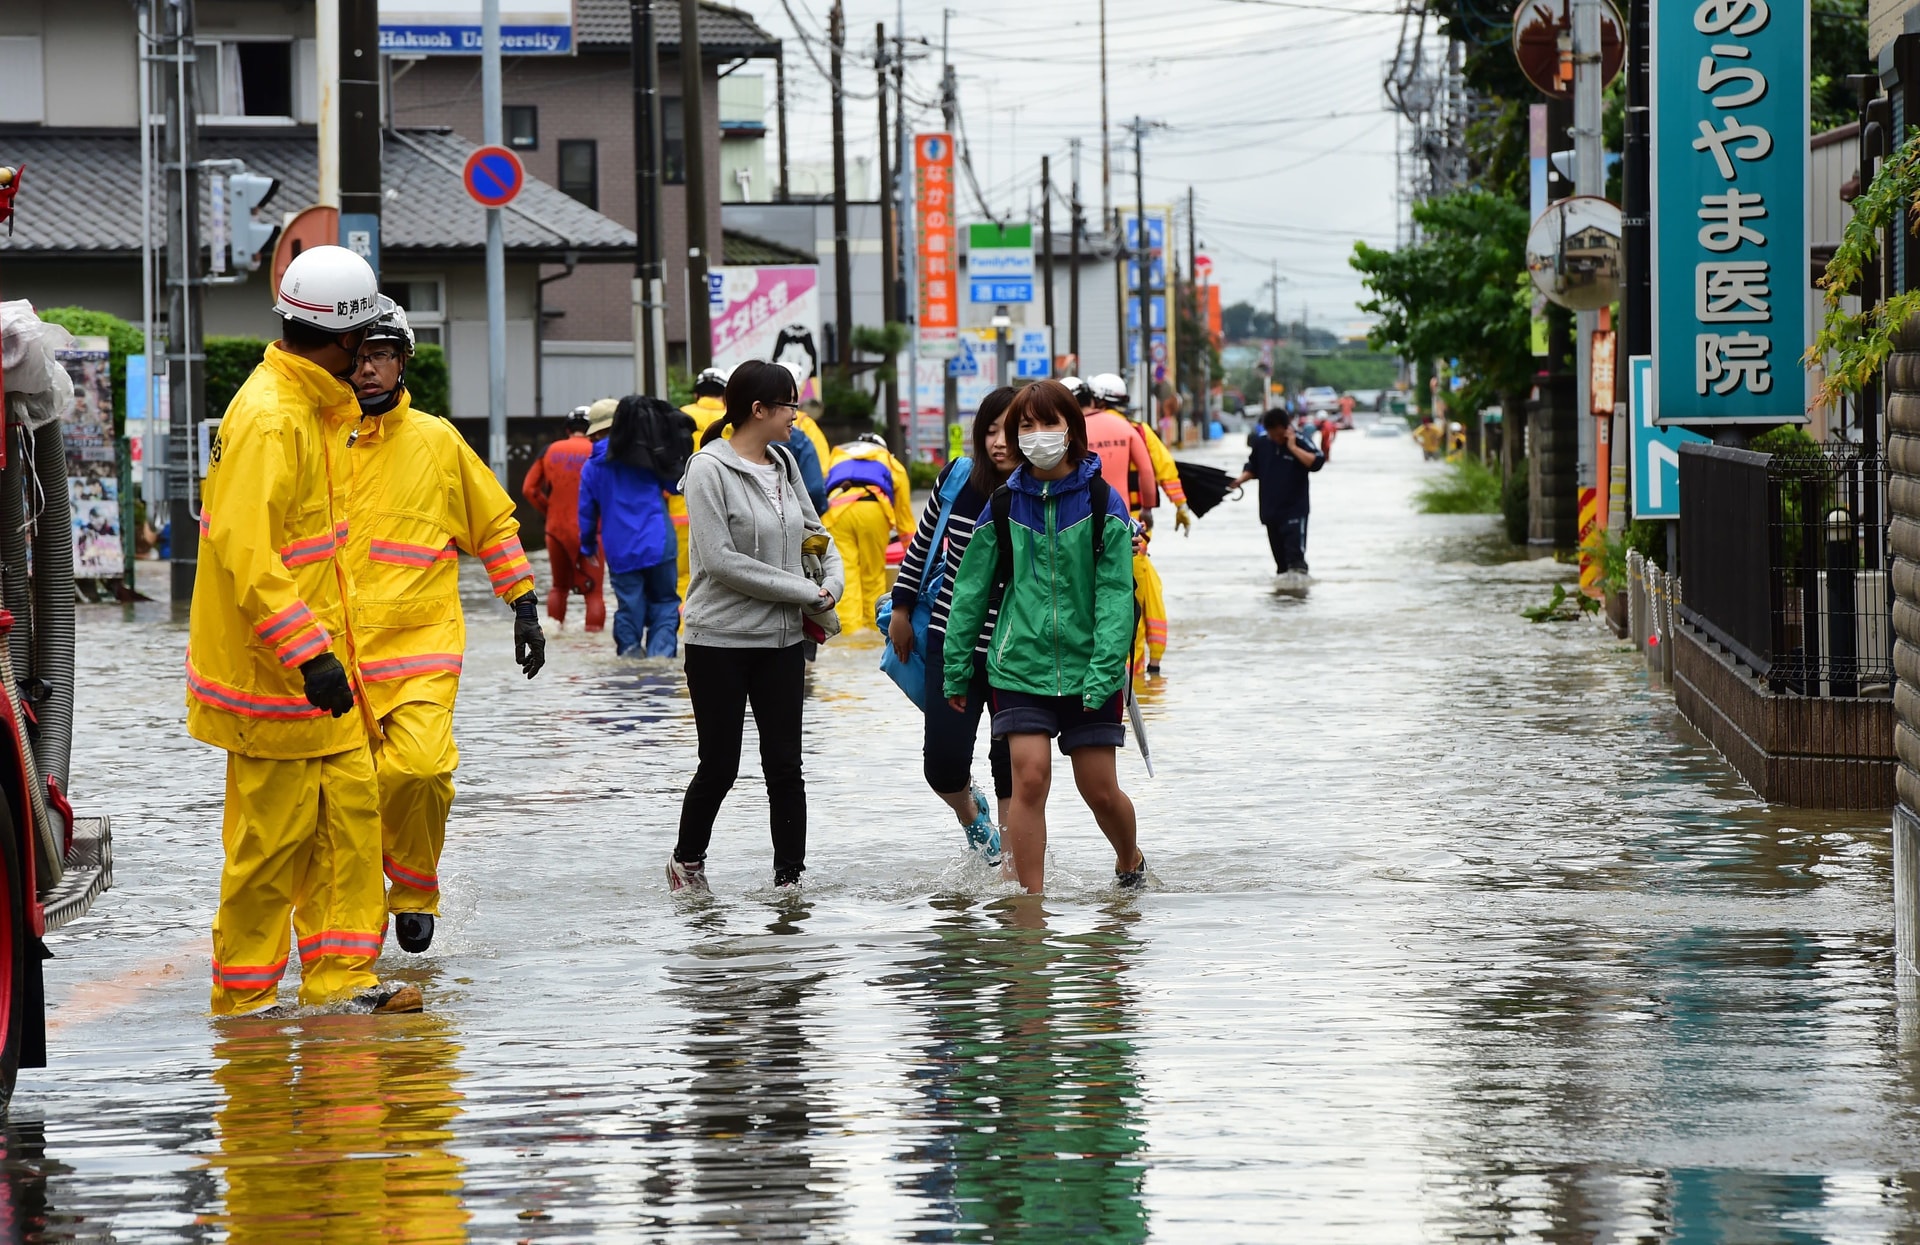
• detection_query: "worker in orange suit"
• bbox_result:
[186,245,418,1018]
[345,306,543,956]
[523,403,604,630]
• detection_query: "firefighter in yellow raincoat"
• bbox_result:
[823,434,913,635]
[343,307,543,955]
[1089,374,1190,675]
[187,246,419,1017]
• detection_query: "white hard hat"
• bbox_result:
[696,365,730,389]
[362,304,415,354]
[777,359,806,392]
[1089,373,1129,406]
[274,244,390,333]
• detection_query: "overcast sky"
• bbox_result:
[755,0,1408,332]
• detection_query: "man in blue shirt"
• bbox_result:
[1233,408,1327,575]
[579,397,679,657]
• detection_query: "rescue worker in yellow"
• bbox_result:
[187,245,418,1017]
[344,306,544,955]
[674,367,830,602]
[1088,374,1189,675]
[823,433,913,635]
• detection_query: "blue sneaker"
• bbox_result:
[963,784,1004,866]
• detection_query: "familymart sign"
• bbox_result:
[1651,0,1809,425]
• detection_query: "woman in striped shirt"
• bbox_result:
[887,387,1017,861]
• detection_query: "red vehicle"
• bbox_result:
[0,167,114,1110]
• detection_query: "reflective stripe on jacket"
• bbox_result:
[343,389,533,719]
[186,344,366,759]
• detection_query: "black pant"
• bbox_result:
[923,628,1012,800]
[1267,514,1309,573]
[677,643,807,874]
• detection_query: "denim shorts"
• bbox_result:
[990,687,1126,754]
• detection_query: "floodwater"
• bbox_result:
[8,424,1914,1241]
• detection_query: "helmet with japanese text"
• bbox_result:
[273,244,391,333]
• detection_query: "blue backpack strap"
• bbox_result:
[918,457,974,603]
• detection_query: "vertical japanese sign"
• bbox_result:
[56,338,122,581]
[1119,207,1177,386]
[1652,0,1809,425]
[915,133,959,357]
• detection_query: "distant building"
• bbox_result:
[719,72,770,203]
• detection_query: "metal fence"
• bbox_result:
[1677,441,1891,697]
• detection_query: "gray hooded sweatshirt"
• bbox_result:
[682,437,846,649]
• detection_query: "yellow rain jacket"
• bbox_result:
[825,440,914,537]
[340,389,533,720]
[187,345,366,760]
[1119,410,1188,508]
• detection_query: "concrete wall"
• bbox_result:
[390,51,726,354]
[1873,0,1917,62]
[0,0,140,128]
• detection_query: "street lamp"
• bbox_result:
[991,307,1013,386]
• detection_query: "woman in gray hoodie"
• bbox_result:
[670,360,845,891]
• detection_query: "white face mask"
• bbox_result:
[1019,429,1069,470]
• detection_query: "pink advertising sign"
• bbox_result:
[709,265,824,402]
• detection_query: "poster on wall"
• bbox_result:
[709,265,824,403]
[56,337,122,581]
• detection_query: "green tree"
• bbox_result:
[1350,189,1532,433]
[1813,0,1870,134]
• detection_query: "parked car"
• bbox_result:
[1301,386,1340,413]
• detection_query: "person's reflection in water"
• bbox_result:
[661,901,843,1238]
[206,1013,467,1243]
[896,895,1149,1241]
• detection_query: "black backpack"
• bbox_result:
[611,394,697,481]
[991,472,1111,594]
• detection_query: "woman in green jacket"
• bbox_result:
[942,379,1145,894]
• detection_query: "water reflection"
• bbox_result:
[659,902,845,1239]
[890,897,1148,1242]
[205,1013,467,1242]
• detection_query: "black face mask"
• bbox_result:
[357,384,403,417]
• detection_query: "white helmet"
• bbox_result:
[274,244,390,333]
[777,359,807,393]
[362,304,415,355]
[695,365,730,390]
[1089,372,1129,408]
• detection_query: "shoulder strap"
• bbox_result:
[917,458,973,603]
[992,485,1014,590]
[1089,472,1109,560]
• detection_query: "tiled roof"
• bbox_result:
[0,129,634,258]
[572,0,780,54]
[722,228,815,265]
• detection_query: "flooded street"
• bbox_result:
[16,427,1916,1241]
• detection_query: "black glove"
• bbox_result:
[513,595,546,679]
[300,653,356,718]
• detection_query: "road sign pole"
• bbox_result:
[483,0,508,483]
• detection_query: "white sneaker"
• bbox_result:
[667,855,709,893]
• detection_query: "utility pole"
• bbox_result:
[775,50,790,202]
[317,0,339,209]
[1041,155,1055,378]
[1130,116,1153,432]
[1572,0,1602,506]
[483,0,508,479]
[877,22,901,453]
[940,8,957,434]
[897,3,917,460]
[163,0,204,604]
[680,0,712,371]
[829,1,852,388]
[1175,182,1190,439]
[1098,0,1110,222]
[1069,137,1082,369]
[630,0,666,397]
[340,0,382,275]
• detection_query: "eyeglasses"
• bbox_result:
[355,348,402,367]
[761,401,801,412]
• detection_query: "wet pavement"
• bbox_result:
[10,424,1916,1241]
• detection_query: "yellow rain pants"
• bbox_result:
[1132,551,1168,672]
[374,701,459,916]
[826,493,893,635]
[211,745,386,1015]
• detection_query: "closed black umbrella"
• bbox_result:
[1174,460,1238,518]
